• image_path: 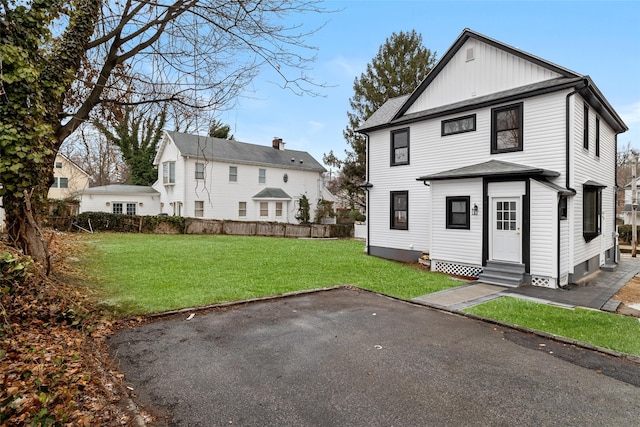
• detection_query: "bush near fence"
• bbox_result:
[618,224,640,243]
[67,212,352,238]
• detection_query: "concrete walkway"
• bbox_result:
[413,254,640,312]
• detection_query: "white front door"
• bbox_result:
[491,197,521,263]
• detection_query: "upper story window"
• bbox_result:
[446,196,470,230]
[195,162,205,179]
[259,168,266,184]
[163,161,175,184]
[390,128,409,166]
[390,191,408,230]
[51,177,69,188]
[491,103,523,154]
[55,162,63,169]
[595,117,600,157]
[229,166,238,182]
[442,114,476,136]
[583,104,589,150]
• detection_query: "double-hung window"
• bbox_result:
[276,202,283,217]
[259,168,266,184]
[194,201,204,217]
[238,202,247,217]
[390,191,408,230]
[491,103,523,153]
[195,163,205,179]
[391,128,409,166]
[260,202,268,217]
[595,117,600,157]
[229,166,238,182]
[163,161,175,184]
[583,104,589,150]
[446,196,470,229]
[583,184,603,242]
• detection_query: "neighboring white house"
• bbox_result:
[77,185,161,216]
[621,178,640,225]
[1,153,90,232]
[357,29,627,289]
[153,131,331,222]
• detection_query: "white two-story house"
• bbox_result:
[357,29,627,288]
[153,131,330,222]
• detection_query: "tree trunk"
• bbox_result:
[4,190,51,275]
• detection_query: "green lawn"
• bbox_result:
[77,234,460,315]
[464,297,640,357]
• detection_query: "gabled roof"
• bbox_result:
[358,28,627,134]
[78,185,159,195]
[252,188,292,199]
[57,153,91,178]
[158,131,326,173]
[416,160,560,181]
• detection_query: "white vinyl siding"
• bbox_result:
[529,180,558,281]
[405,38,562,114]
[430,179,483,265]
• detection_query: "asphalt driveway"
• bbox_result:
[108,288,640,426]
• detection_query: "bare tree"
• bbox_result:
[1,0,329,270]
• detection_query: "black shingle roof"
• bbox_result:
[165,131,326,173]
[416,160,560,181]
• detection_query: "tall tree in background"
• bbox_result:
[1,0,327,270]
[94,106,167,186]
[208,119,235,140]
[324,30,437,210]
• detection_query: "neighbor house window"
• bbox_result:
[112,203,123,214]
[229,166,237,182]
[442,114,476,136]
[126,203,136,216]
[275,202,283,217]
[163,161,175,184]
[55,162,63,169]
[259,168,266,184]
[59,177,68,188]
[390,191,408,230]
[446,196,470,229]
[583,104,589,150]
[595,117,600,157]
[491,103,523,153]
[195,162,205,179]
[239,202,247,217]
[390,128,409,166]
[194,201,204,217]
[583,185,602,241]
[260,202,268,217]
[51,178,58,188]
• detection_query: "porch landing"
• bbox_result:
[412,255,640,312]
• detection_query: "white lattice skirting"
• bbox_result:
[433,261,483,278]
[531,275,557,288]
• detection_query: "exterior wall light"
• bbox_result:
[472,203,479,216]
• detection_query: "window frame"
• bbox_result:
[229,166,238,182]
[491,103,523,154]
[275,202,283,217]
[446,196,471,230]
[441,114,476,136]
[583,185,602,242]
[51,177,59,188]
[112,203,123,214]
[55,162,63,169]
[595,117,600,157]
[58,177,68,189]
[238,201,247,217]
[390,191,409,230]
[259,201,268,217]
[258,168,266,184]
[390,128,410,166]
[163,161,175,184]
[194,200,204,217]
[583,104,589,150]
[126,203,136,216]
[195,162,205,180]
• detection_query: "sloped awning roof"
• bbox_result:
[252,188,292,200]
[416,160,560,182]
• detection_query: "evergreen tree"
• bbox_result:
[324,30,437,209]
[94,106,167,186]
[208,119,235,140]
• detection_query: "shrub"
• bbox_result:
[618,224,640,243]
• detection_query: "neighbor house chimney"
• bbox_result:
[272,137,285,150]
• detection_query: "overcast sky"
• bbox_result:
[218,0,640,170]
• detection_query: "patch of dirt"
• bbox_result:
[613,275,640,317]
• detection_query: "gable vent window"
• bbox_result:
[466,47,475,62]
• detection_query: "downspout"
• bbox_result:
[365,133,371,255]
